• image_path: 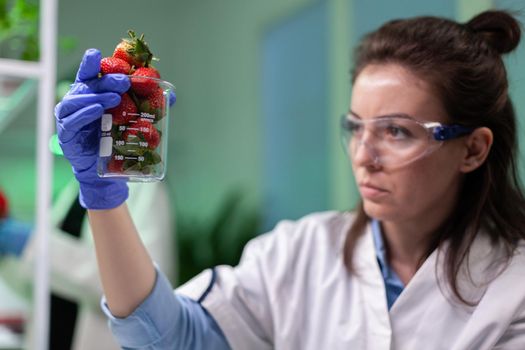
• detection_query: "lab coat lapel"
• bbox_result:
[387,232,501,349]
[353,223,393,349]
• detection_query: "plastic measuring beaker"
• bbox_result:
[97,76,174,182]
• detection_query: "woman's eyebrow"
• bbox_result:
[349,110,362,119]
[349,110,416,120]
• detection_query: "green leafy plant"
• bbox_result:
[0,0,76,61]
[0,0,38,60]
[176,189,262,285]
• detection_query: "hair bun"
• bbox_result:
[466,10,521,54]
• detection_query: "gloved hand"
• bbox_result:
[55,49,130,209]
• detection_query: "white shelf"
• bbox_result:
[0,59,41,79]
[0,0,58,349]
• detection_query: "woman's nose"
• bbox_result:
[350,133,381,168]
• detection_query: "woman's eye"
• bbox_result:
[385,124,411,139]
[347,121,363,135]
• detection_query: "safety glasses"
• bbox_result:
[340,113,475,168]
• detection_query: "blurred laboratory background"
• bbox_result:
[0,0,524,348]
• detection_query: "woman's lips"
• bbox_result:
[359,183,389,200]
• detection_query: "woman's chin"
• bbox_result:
[362,200,399,221]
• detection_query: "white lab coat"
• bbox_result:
[177,211,525,350]
[3,180,175,350]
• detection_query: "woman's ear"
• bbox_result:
[459,127,493,173]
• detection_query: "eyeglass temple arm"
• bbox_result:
[433,124,476,141]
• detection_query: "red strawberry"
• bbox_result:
[139,87,165,120]
[100,57,131,75]
[113,30,153,68]
[123,119,160,149]
[106,93,138,125]
[0,189,8,219]
[107,158,125,173]
[131,67,161,97]
[133,66,160,79]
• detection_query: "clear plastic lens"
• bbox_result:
[341,115,442,167]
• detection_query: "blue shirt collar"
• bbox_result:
[370,218,405,287]
[371,219,405,309]
[371,219,388,277]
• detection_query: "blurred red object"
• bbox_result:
[0,314,25,334]
[0,189,8,219]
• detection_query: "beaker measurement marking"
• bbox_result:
[127,127,139,131]
[124,156,145,161]
[123,112,141,117]
[140,112,155,120]
[126,142,139,145]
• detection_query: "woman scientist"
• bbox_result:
[54,9,525,349]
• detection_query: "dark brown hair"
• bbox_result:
[344,10,525,304]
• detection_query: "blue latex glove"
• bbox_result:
[169,90,176,106]
[0,218,32,257]
[55,49,130,209]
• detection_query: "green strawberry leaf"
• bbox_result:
[143,150,161,165]
[111,124,124,139]
[154,110,164,123]
[122,159,138,171]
